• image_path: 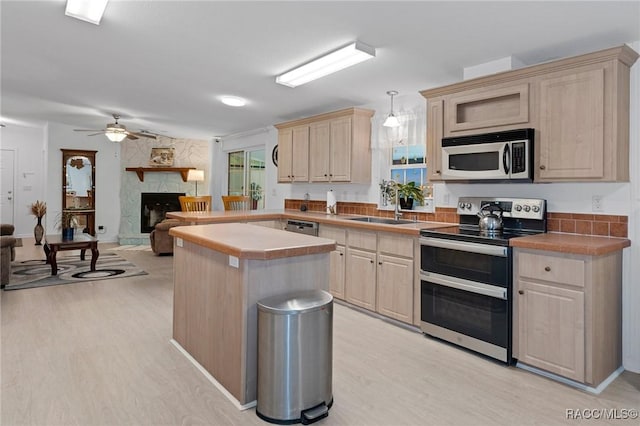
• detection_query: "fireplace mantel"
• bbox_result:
[125,167,195,182]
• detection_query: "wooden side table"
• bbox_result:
[43,234,99,276]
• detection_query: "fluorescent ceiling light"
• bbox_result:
[220,96,247,107]
[276,41,376,88]
[65,0,109,25]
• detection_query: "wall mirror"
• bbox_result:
[62,149,97,234]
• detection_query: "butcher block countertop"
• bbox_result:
[166,209,453,236]
[169,222,336,260]
[510,232,631,256]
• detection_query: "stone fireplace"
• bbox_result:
[140,192,184,233]
[118,136,210,245]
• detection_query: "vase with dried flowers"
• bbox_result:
[56,211,77,241]
[30,200,47,245]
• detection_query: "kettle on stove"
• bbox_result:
[477,204,504,231]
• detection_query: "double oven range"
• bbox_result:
[419,197,546,363]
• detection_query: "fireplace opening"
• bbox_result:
[141,192,184,233]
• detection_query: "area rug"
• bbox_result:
[4,252,148,291]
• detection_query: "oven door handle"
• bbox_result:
[419,237,508,257]
[421,272,507,300]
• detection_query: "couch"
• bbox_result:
[1,224,16,287]
[149,219,183,255]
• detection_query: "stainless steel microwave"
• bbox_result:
[441,128,534,182]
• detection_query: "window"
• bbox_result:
[390,144,426,186]
[227,149,265,210]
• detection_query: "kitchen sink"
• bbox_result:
[346,217,415,225]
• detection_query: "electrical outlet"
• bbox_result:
[592,195,604,212]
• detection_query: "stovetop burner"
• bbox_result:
[420,197,547,246]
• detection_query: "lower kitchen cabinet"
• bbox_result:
[319,225,347,300]
[345,247,377,310]
[328,245,345,299]
[376,254,413,323]
[513,248,622,386]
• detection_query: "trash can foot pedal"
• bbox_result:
[301,402,328,425]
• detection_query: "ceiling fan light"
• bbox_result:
[65,0,109,25]
[106,131,127,142]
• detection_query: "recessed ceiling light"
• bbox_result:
[220,96,247,107]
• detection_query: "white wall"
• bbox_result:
[0,123,47,237]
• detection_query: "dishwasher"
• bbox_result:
[285,219,319,236]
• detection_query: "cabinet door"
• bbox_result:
[427,99,444,181]
[277,128,293,182]
[537,67,605,180]
[309,121,331,182]
[376,254,413,323]
[445,83,529,134]
[345,248,376,311]
[518,279,585,382]
[329,116,352,182]
[329,245,346,300]
[291,125,310,182]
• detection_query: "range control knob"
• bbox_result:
[514,204,522,212]
[465,203,472,209]
[458,202,466,209]
[523,205,531,212]
[532,205,540,213]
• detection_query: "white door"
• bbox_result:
[0,149,15,224]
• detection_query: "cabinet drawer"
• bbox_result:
[319,225,346,245]
[347,229,377,251]
[519,252,585,287]
[378,233,414,258]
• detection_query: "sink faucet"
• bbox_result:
[386,180,402,221]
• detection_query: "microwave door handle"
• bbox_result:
[503,143,510,175]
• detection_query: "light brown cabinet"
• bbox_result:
[426,99,444,181]
[276,125,309,183]
[421,45,638,183]
[513,248,622,387]
[535,61,629,181]
[335,227,415,324]
[319,225,346,300]
[275,108,374,184]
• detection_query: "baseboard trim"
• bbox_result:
[169,339,256,411]
[516,362,624,394]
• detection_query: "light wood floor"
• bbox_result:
[2,240,639,425]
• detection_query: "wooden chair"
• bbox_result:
[222,195,250,211]
[179,195,212,212]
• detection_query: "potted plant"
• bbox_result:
[250,182,263,209]
[56,211,78,240]
[395,181,425,210]
[30,200,47,245]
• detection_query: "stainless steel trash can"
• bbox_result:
[256,289,333,424]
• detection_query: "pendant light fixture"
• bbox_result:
[383,90,400,128]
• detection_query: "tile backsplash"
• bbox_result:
[284,199,629,238]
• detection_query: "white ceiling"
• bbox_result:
[2,1,639,140]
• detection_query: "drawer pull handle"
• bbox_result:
[544,266,551,272]
[540,165,546,170]
[518,290,524,295]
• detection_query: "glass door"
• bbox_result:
[227,148,265,210]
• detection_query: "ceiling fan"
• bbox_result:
[74,114,157,142]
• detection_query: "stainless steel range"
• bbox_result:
[419,197,546,363]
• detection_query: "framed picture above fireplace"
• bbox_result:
[149,147,175,167]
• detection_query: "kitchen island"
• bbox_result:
[168,223,336,409]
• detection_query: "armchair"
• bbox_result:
[149,219,183,255]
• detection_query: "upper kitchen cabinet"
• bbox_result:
[275,107,374,184]
[421,45,638,183]
[276,125,309,183]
